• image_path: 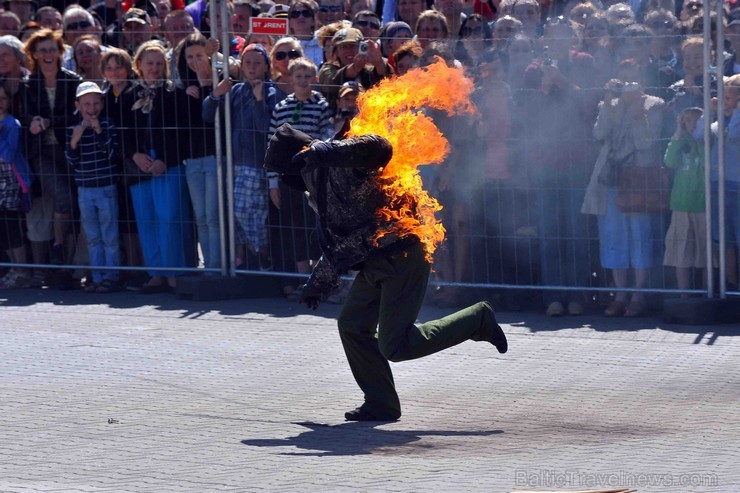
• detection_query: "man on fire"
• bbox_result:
[264,123,508,422]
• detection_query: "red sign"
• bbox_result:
[249,18,289,36]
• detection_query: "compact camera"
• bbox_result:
[358,40,369,55]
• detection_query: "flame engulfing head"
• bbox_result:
[346,58,475,262]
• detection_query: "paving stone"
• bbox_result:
[0,289,737,492]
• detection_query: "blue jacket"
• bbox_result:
[202,81,284,168]
[0,114,33,192]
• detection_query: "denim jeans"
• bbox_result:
[129,165,194,277]
[78,184,120,283]
[185,156,222,270]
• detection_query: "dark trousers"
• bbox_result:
[337,241,492,418]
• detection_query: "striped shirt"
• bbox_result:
[269,91,334,142]
[65,117,119,188]
[268,91,333,188]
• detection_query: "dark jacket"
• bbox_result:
[265,124,406,295]
[119,80,197,173]
[23,67,81,160]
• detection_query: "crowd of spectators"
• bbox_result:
[0,0,738,317]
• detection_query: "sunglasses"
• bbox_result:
[686,2,702,9]
[274,49,301,60]
[290,9,314,18]
[355,19,380,30]
[67,20,93,30]
[319,5,343,12]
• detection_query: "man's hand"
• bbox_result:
[298,284,322,310]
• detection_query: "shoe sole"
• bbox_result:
[344,410,400,422]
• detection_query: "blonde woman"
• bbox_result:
[120,41,196,293]
[269,36,304,95]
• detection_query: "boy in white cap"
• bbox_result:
[65,81,121,293]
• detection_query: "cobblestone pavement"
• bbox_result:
[0,288,738,493]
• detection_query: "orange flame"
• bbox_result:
[347,59,475,262]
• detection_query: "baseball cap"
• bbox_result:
[383,21,413,40]
[338,81,361,98]
[333,27,363,46]
[123,8,150,25]
[76,81,103,99]
[241,43,270,68]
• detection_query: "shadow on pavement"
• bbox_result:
[241,421,504,457]
[3,285,738,339]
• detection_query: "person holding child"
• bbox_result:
[65,81,121,293]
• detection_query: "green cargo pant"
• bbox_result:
[337,240,493,419]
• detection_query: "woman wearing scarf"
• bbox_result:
[120,40,197,293]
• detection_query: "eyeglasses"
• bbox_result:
[274,49,301,60]
[355,19,380,30]
[291,101,304,124]
[66,20,93,30]
[290,9,314,18]
[686,2,702,9]
[319,5,343,12]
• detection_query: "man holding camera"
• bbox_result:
[318,27,391,110]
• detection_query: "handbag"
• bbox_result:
[615,166,671,214]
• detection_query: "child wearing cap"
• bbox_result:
[65,80,121,293]
[332,80,361,134]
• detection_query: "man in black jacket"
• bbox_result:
[264,123,508,422]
